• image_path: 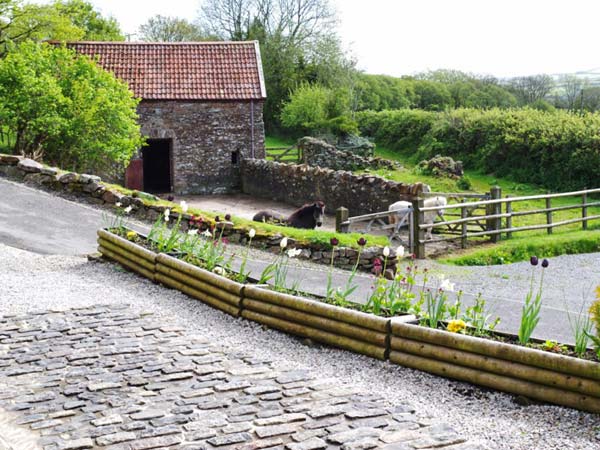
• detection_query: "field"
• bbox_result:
[369,145,600,263]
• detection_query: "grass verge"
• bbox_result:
[441,228,600,265]
[104,183,389,250]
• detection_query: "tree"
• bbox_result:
[0,42,142,175]
[0,0,122,56]
[507,74,554,105]
[198,0,336,45]
[558,74,586,111]
[138,15,204,42]
[54,0,123,41]
[280,82,329,132]
[582,86,600,112]
[196,0,350,132]
[411,80,453,111]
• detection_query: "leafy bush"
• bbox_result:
[456,176,472,190]
[357,108,600,191]
[0,42,142,176]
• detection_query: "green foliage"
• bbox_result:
[54,0,123,41]
[412,79,453,111]
[588,287,600,358]
[517,260,546,344]
[357,108,600,191]
[0,42,142,174]
[280,83,357,136]
[355,71,518,113]
[280,83,330,132]
[355,74,414,111]
[356,109,437,153]
[456,176,472,190]
[0,0,123,55]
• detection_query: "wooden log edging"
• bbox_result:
[242,285,388,360]
[96,229,600,413]
[155,253,243,317]
[390,321,600,413]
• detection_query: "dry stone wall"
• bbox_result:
[0,154,396,272]
[299,137,399,172]
[241,159,425,217]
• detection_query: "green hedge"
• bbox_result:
[356,108,600,191]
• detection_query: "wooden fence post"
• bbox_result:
[460,202,467,249]
[505,195,513,239]
[336,207,349,233]
[546,194,553,235]
[412,199,425,259]
[488,186,502,243]
[582,189,588,230]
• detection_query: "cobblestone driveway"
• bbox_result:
[0,305,470,450]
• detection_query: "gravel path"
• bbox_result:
[2,244,599,450]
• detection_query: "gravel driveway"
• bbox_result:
[2,244,599,450]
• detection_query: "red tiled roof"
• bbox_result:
[65,41,266,101]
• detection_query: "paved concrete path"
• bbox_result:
[0,177,597,344]
[0,305,469,450]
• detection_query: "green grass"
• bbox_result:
[441,229,600,265]
[265,135,295,148]
[364,144,600,264]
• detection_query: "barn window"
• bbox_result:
[231,150,240,166]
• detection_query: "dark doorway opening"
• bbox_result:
[143,139,172,193]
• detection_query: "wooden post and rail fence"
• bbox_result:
[265,145,302,163]
[336,186,600,259]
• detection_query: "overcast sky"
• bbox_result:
[84,0,600,78]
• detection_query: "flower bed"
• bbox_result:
[96,227,600,414]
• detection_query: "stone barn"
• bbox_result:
[68,41,266,194]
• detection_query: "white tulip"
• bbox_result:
[287,248,302,258]
[164,209,170,222]
[396,245,405,258]
[202,229,212,237]
[188,229,198,236]
[115,202,122,207]
[180,200,188,213]
[383,246,390,257]
[440,277,455,292]
[248,228,256,238]
[280,237,288,248]
[124,205,133,214]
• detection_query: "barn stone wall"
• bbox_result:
[241,159,426,217]
[138,100,265,195]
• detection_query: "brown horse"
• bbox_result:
[253,201,325,229]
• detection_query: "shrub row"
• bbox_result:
[356,108,600,191]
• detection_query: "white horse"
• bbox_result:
[388,184,431,226]
[423,196,447,239]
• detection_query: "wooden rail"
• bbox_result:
[265,145,301,163]
[337,187,600,258]
[337,208,414,251]
[412,187,600,258]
